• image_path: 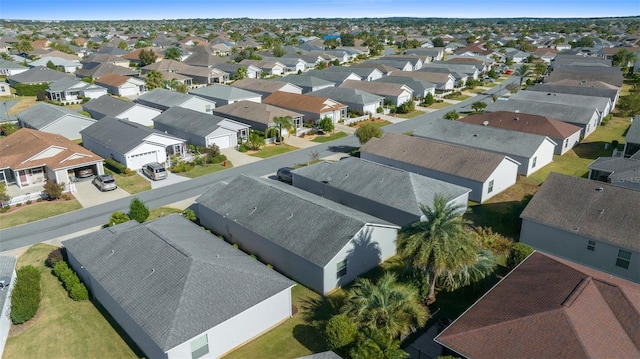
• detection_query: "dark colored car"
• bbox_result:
[276,167,294,184]
[92,174,117,192]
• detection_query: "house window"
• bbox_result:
[190,334,209,359]
[337,259,347,279]
[487,180,494,193]
[564,139,568,148]
[205,105,211,112]
[532,157,537,168]
[616,249,631,269]
[587,240,596,251]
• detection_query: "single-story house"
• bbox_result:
[80,53,130,68]
[272,75,335,94]
[389,71,455,92]
[135,88,217,114]
[189,84,262,106]
[326,66,384,81]
[301,70,362,86]
[82,95,161,127]
[213,100,304,133]
[292,157,471,226]
[0,58,28,76]
[366,58,414,72]
[0,128,105,189]
[360,133,519,203]
[231,79,302,99]
[75,62,139,80]
[520,172,640,283]
[485,99,600,138]
[176,65,229,85]
[29,56,82,73]
[63,215,295,359]
[7,66,73,86]
[510,90,611,125]
[95,73,147,98]
[261,57,306,74]
[374,76,436,99]
[239,59,286,76]
[306,87,384,115]
[588,155,640,190]
[531,81,620,110]
[0,256,17,359]
[81,117,186,170]
[623,117,640,158]
[0,82,9,97]
[264,91,347,125]
[413,119,556,176]
[197,175,400,295]
[546,64,624,88]
[16,103,96,140]
[420,62,480,80]
[121,47,164,66]
[46,77,108,104]
[211,62,261,79]
[380,55,424,70]
[435,251,640,359]
[339,80,413,107]
[460,111,582,155]
[153,106,249,149]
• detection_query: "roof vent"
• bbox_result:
[482,121,489,126]
[250,206,257,214]
[515,110,520,113]
[322,176,332,184]
[596,187,603,192]
[287,213,294,220]
[514,117,520,121]
[473,134,479,137]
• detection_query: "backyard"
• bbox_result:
[4,244,141,359]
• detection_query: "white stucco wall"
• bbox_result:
[117,106,161,127]
[181,97,217,114]
[0,267,16,359]
[81,135,128,166]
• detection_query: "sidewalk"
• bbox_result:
[283,135,321,149]
[221,147,261,166]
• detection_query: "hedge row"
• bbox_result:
[104,158,127,174]
[53,261,89,301]
[13,83,49,96]
[10,265,41,324]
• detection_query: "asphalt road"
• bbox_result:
[0,76,517,252]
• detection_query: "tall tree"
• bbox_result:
[145,70,164,91]
[233,66,248,81]
[164,47,182,61]
[515,64,531,87]
[397,195,495,303]
[138,49,158,67]
[354,122,382,144]
[15,39,33,54]
[342,272,428,339]
[272,116,295,142]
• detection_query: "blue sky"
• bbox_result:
[3,0,639,20]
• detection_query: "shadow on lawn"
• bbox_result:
[91,298,146,358]
[292,324,327,353]
[572,141,613,159]
[466,196,532,240]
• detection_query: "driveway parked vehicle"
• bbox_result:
[92,174,117,192]
[276,167,293,184]
[142,162,167,181]
[74,167,95,178]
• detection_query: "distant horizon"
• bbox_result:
[3,0,640,22]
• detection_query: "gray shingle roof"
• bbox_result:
[153,106,227,137]
[136,88,195,109]
[47,77,90,92]
[0,256,17,319]
[486,99,597,125]
[197,175,397,267]
[213,101,302,127]
[0,58,28,70]
[189,84,261,102]
[16,102,88,129]
[62,215,294,352]
[374,76,435,95]
[530,83,619,104]
[511,91,609,115]
[361,133,510,182]
[292,158,470,218]
[413,118,552,158]
[302,70,362,84]
[306,87,383,106]
[82,95,135,118]
[8,66,73,84]
[272,75,335,90]
[520,172,640,251]
[626,117,640,145]
[80,116,169,153]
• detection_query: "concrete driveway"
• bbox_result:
[221,148,261,166]
[72,178,131,208]
[137,171,190,189]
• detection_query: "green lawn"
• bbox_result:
[396,110,426,119]
[147,206,184,221]
[446,94,472,101]
[180,161,233,178]
[312,131,348,143]
[0,200,82,229]
[4,244,141,359]
[250,144,299,158]
[428,102,452,109]
[104,169,150,194]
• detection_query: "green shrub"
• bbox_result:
[53,261,89,301]
[506,243,534,270]
[104,158,127,174]
[354,122,382,144]
[602,114,613,126]
[15,203,22,207]
[108,211,130,226]
[13,83,49,96]
[43,180,64,200]
[26,200,32,205]
[69,282,89,301]
[129,197,149,223]
[238,143,248,152]
[182,209,197,221]
[325,314,357,350]
[11,265,41,324]
[36,198,43,203]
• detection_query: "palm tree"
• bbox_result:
[272,116,295,143]
[350,329,409,359]
[342,272,428,339]
[15,39,33,55]
[164,47,182,61]
[397,195,493,304]
[234,66,248,81]
[515,64,531,88]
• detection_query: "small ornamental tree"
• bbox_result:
[43,180,64,200]
[355,122,383,144]
[325,314,357,351]
[506,243,534,270]
[0,182,9,204]
[128,198,149,223]
[317,116,335,134]
[471,101,487,113]
[443,110,460,120]
[422,92,435,106]
[11,265,41,324]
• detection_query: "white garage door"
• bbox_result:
[209,135,231,149]
[128,151,158,170]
